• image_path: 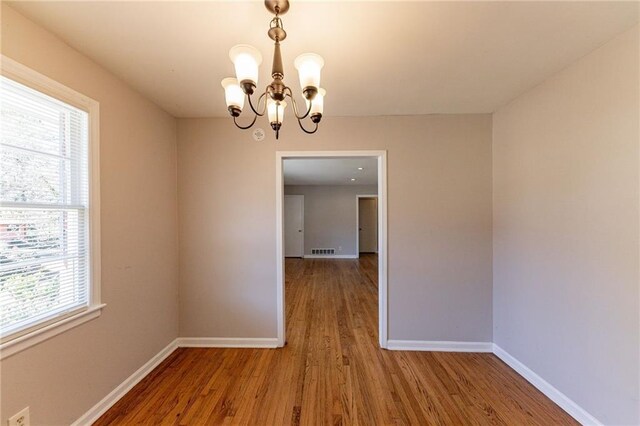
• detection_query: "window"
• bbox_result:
[0,58,101,358]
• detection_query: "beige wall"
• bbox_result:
[178,114,493,341]
[284,185,378,257]
[1,5,179,425]
[2,2,637,424]
[493,26,639,425]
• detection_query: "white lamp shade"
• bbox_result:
[294,53,324,90]
[306,88,326,115]
[221,78,244,110]
[229,45,262,85]
[267,99,287,124]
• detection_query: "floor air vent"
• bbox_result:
[311,248,335,255]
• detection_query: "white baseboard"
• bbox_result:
[177,337,279,348]
[492,344,602,426]
[387,340,601,424]
[386,340,494,352]
[73,338,600,426]
[71,338,178,426]
[72,337,279,424]
[303,254,358,259]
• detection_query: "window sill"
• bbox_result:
[0,304,106,360]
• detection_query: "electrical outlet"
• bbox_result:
[8,407,29,426]
[338,246,342,251]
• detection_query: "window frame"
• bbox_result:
[0,56,103,360]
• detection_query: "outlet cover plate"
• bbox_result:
[8,407,29,426]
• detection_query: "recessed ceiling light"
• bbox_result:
[357,167,363,170]
[350,178,356,181]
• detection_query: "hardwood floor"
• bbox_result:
[95,255,577,425]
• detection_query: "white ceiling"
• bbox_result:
[284,157,378,185]
[8,1,639,118]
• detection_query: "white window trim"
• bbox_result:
[0,56,103,360]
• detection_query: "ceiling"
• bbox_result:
[284,157,378,185]
[8,1,639,118]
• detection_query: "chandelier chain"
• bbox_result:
[270,16,284,31]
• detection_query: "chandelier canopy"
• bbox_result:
[221,0,325,140]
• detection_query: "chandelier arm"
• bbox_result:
[285,88,312,120]
[248,90,269,116]
[233,114,258,130]
[260,89,269,113]
[296,116,319,134]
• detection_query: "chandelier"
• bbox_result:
[221,0,325,140]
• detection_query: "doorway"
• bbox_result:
[357,195,378,255]
[275,151,388,348]
[284,195,304,257]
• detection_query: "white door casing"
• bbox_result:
[276,150,388,349]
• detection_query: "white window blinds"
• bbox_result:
[1,76,90,340]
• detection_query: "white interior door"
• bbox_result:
[359,197,378,253]
[284,195,304,257]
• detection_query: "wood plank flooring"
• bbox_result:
[95,255,577,425]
